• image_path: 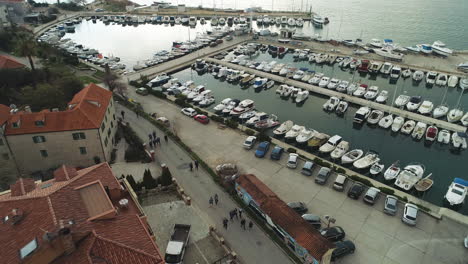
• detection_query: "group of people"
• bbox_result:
[148,132,161,148]
[223,208,254,231]
[188,160,199,171]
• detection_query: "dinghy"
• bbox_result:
[384,161,401,181]
[370,163,385,176]
[341,149,364,164]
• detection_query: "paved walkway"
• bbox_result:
[113,105,294,264]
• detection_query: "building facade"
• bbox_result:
[0,0,29,25]
[0,105,18,187]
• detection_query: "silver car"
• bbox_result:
[384,195,398,215]
[402,203,418,226]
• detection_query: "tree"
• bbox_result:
[160,165,173,186]
[126,174,139,191]
[142,169,157,189]
[16,34,37,72]
[21,83,66,111]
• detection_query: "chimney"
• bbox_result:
[59,228,76,255]
[10,178,36,196]
[25,106,32,113]
[53,165,78,182]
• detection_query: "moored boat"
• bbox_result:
[273,120,294,137]
[444,178,468,205]
[384,161,401,181]
[394,163,425,191]
[341,149,364,164]
[353,151,380,169]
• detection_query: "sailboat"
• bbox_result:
[447,89,464,123]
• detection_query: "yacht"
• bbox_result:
[323,97,340,111]
[384,161,401,181]
[341,149,364,164]
[417,44,433,54]
[312,15,324,26]
[336,81,349,93]
[436,74,448,86]
[293,70,305,80]
[374,48,404,61]
[319,76,331,88]
[353,84,367,97]
[230,99,255,116]
[417,100,434,115]
[353,151,380,169]
[401,120,416,134]
[437,129,451,144]
[432,41,453,57]
[411,122,427,140]
[246,112,268,127]
[406,96,423,111]
[380,62,393,75]
[327,78,340,90]
[391,116,405,132]
[395,163,425,191]
[394,94,410,107]
[296,129,317,144]
[369,39,383,48]
[412,70,425,82]
[273,120,294,137]
[448,75,459,88]
[353,107,371,124]
[309,73,324,85]
[252,77,268,89]
[444,178,468,205]
[319,135,343,154]
[285,125,305,141]
[239,110,257,121]
[330,141,350,159]
[375,90,389,103]
[367,110,384,125]
[426,71,438,84]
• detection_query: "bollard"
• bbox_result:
[220,237,225,245]
[231,251,237,259]
[185,197,191,205]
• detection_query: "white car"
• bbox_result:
[287,153,299,169]
[243,136,257,149]
[402,203,418,226]
[181,107,197,117]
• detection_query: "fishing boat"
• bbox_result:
[412,70,425,82]
[273,120,294,137]
[411,122,427,140]
[384,161,401,181]
[370,163,385,176]
[378,114,393,129]
[437,129,451,144]
[353,151,380,169]
[341,149,364,164]
[330,141,350,159]
[391,116,405,132]
[367,110,384,125]
[284,125,305,141]
[394,94,410,107]
[307,133,330,149]
[394,163,425,191]
[401,120,416,135]
[452,132,467,149]
[414,174,434,192]
[433,105,449,118]
[444,178,468,205]
[425,126,438,141]
[323,97,340,111]
[335,101,349,115]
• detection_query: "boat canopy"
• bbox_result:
[454,178,468,187]
[384,39,393,44]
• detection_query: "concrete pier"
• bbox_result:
[206,57,467,133]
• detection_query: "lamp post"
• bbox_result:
[324,215,336,228]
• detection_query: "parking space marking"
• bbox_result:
[193,240,210,264]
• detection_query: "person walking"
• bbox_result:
[229,210,235,221]
[152,139,157,147]
[152,131,156,139]
[194,160,199,170]
[156,137,161,145]
[149,134,153,140]
[164,135,168,142]
[209,196,213,207]
[239,208,243,218]
[248,221,253,230]
[149,141,153,149]
[121,110,125,119]
[214,193,219,205]
[189,162,193,171]
[136,111,139,118]
[233,208,238,219]
[223,218,228,229]
[240,218,246,230]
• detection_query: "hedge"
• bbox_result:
[245,128,256,136]
[225,119,239,129]
[256,131,271,142]
[349,175,374,187]
[194,107,208,116]
[210,115,225,123]
[150,90,167,99]
[313,157,332,168]
[378,187,395,195]
[287,147,297,153]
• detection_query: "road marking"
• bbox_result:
[193,241,210,264]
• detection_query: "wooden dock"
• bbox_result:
[206,58,467,133]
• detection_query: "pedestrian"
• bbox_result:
[189,162,193,171]
[229,210,234,221]
[214,193,219,205]
[149,141,153,149]
[149,134,153,140]
[136,111,139,118]
[152,139,157,147]
[194,160,199,170]
[209,196,213,207]
[223,218,228,229]
[239,208,243,218]
[121,110,125,119]
[233,208,238,219]
[249,221,253,230]
[156,137,161,145]
[152,131,156,139]
[241,218,246,230]
[164,135,168,142]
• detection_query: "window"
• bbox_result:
[110,121,113,128]
[104,137,108,147]
[34,120,44,127]
[105,115,108,123]
[40,150,48,158]
[101,123,105,132]
[72,132,86,140]
[12,122,19,128]
[19,238,38,259]
[32,136,46,143]
[108,108,110,114]
[0,138,3,146]
[113,114,116,120]
[79,147,87,155]
[107,129,111,137]
[2,153,9,160]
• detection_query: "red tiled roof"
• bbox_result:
[0,163,164,264]
[0,55,25,69]
[5,83,112,135]
[237,174,334,261]
[0,104,11,125]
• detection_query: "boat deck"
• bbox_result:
[206,57,467,133]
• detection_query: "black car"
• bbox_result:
[331,240,356,261]
[347,183,365,199]
[287,202,308,214]
[320,226,345,242]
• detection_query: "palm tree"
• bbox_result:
[16,34,37,71]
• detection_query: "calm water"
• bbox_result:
[171,57,468,214]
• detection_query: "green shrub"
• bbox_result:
[287,147,297,153]
[321,161,331,168]
[210,115,225,123]
[245,128,255,136]
[412,203,431,212]
[129,80,140,87]
[150,90,167,99]
[194,107,208,116]
[335,167,346,174]
[349,175,374,187]
[175,98,189,108]
[160,165,173,186]
[256,131,271,142]
[225,119,239,129]
[378,187,395,195]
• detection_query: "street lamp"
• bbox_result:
[324,215,336,228]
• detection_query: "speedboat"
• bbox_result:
[252,77,268,89]
[461,112,468,126]
[214,103,227,113]
[337,81,349,93]
[417,100,434,115]
[436,74,448,86]
[447,108,463,123]
[331,141,350,159]
[265,80,275,89]
[425,125,438,141]
[417,44,433,54]
[364,86,379,100]
[354,107,371,124]
[375,90,389,103]
[437,129,451,144]
[353,151,380,170]
[401,120,416,135]
[432,41,453,57]
[444,178,468,205]
[390,66,401,79]
[335,101,349,115]
[293,70,305,80]
[448,75,459,88]
[309,73,323,85]
[296,129,317,144]
[327,78,340,90]
[319,135,343,154]
[199,97,215,107]
[401,69,412,78]
[346,83,358,95]
[295,90,309,103]
[406,96,422,111]
[284,125,305,141]
[318,76,331,87]
[353,84,367,97]
[459,78,468,90]
[222,100,239,115]
[452,132,467,149]
[273,120,294,137]
[378,114,393,129]
[341,149,364,164]
[411,122,427,140]
[384,161,401,181]
[323,97,340,111]
[380,62,392,75]
[367,110,384,125]
[433,105,449,118]
[370,163,385,176]
[391,116,405,132]
[426,71,437,84]
[307,133,330,149]
[394,163,425,191]
[412,70,425,82]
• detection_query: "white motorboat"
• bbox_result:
[186,85,205,100]
[292,70,305,80]
[213,103,226,112]
[193,90,212,104]
[319,135,343,153]
[458,62,468,73]
[459,78,468,90]
[296,129,317,144]
[370,163,385,176]
[254,115,280,129]
[436,74,448,86]
[417,100,434,115]
[327,78,340,90]
[406,96,423,111]
[246,112,268,127]
[264,80,275,89]
[284,125,305,141]
[309,73,323,85]
[318,76,331,87]
[384,161,401,181]
[353,84,367,98]
[323,97,340,111]
[425,125,438,141]
[230,99,255,116]
[211,17,218,26]
[380,62,393,75]
[354,107,371,124]
[412,70,425,82]
[367,110,384,125]
[368,61,382,74]
[280,16,288,25]
[417,44,433,54]
[390,66,401,79]
[394,163,425,191]
[375,90,389,103]
[406,45,420,53]
[335,101,349,115]
[364,86,379,100]
[287,17,296,26]
[296,18,304,27]
[312,15,325,26]
[273,120,294,137]
[307,132,330,149]
[222,100,238,115]
[199,97,215,107]
[433,105,449,118]
[370,39,383,48]
[353,151,380,169]
[330,141,350,159]
[401,69,412,78]
[432,41,453,57]
[411,122,427,140]
[448,75,459,88]
[346,83,358,95]
[290,87,300,98]
[444,178,468,205]
[374,48,404,61]
[447,108,464,123]
[315,54,329,64]
[378,114,393,129]
[452,132,467,149]
[391,116,405,132]
[239,110,257,121]
[401,120,416,134]
[252,77,268,89]
[295,90,309,103]
[336,81,349,93]
[461,112,468,126]
[426,71,437,84]
[437,129,451,144]
[341,149,364,164]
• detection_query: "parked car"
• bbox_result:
[347,183,365,199]
[331,240,356,261]
[255,141,270,158]
[333,174,347,191]
[270,146,284,160]
[384,195,398,216]
[243,136,256,149]
[181,107,197,117]
[302,214,321,229]
[287,202,308,214]
[363,187,380,205]
[287,153,299,168]
[301,161,314,176]
[402,203,418,226]
[320,226,345,242]
[193,114,209,124]
[136,87,148,95]
[315,167,331,184]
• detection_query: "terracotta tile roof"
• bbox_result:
[0,104,11,125]
[0,163,164,264]
[237,174,334,261]
[0,55,25,69]
[5,83,113,135]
